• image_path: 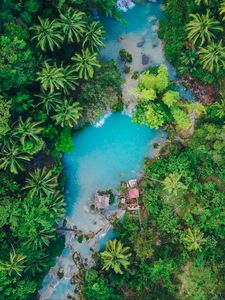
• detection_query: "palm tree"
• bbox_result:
[47,191,65,219]
[59,8,86,43]
[0,252,26,276]
[220,1,225,21]
[183,228,206,251]
[72,48,100,80]
[82,21,105,52]
[13,117,43,146]
[162,173,187,196]
[37,91,62,114]
[0,142,31,174]
[25,228,55,250]
[23,167,58,198]
[100,240,131,274]
[31,17,63,51]
[61,65,78,94]
[178,50,200,74]
[186,10,223,46]
[213,98,225,118]
[51,99,82,128]
[37,61,65,93]
[198,41,225,72]
[195,0,212,5]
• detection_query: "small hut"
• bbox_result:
[95,192,110,210]
[126,186,140,211]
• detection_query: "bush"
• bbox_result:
[119,49,132,63]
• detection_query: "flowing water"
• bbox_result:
[39,2,193,299]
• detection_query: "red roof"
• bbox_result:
[128,188,139,199]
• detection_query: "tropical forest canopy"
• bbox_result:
[0,0,224,299]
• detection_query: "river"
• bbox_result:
[39,1,193,299]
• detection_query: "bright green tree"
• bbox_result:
[37,62,65,93]
[213,98,225,118]
[186,11,223,46]
[23,167,58,198]
[13,117,43,146]
[0,252,26,276]
[198,41,225,73]
[61,65,78,94]
[162,90,180,107]
[219,1,225,20]
[51,99,82,128]
[37,91,62,114]
[72,48,100,80]
[100,240,131,274]
[82,21,105,51]
[162,173,187,196]
[59,8,86,43]
[183,228,206,251]
[31,17,63,51]
[0,143,31,174]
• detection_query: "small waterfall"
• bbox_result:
[117,0,135,12]
[93,111,112,127]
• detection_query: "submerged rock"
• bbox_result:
[137,40,145,47]
[142,54,150,65]
[148,16,157,23]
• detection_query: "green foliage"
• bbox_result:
[0,96,11,137]
[51,99,82,128]
[100,240,131,274]
[186,11,223,46]
[24,167,58,198]
[119,48,133,63]
[0,36,36,92]
[82,21,105,51]
[31,17,63,51]
[72,48,100,80]
[198,41,225,73]
[59,8,86,43]
[133,65,191,129]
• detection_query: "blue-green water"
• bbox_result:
[64,113,163,231]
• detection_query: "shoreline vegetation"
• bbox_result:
[0,0,224,300]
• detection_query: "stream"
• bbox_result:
[39,1,194,299]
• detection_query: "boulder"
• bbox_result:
[142,54,150,65]
[137,40,145,47]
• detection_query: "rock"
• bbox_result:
[152,24,159,33]
[137,40,145,48]
[148,16,157,23]
[148,0,158,2]
[142,54,150,65]
[152,36,159,48]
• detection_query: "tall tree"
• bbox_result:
[36,62,65,93]
[31,17,63,51]
[183,228,206,251]
[72,48,100,80]
[0,252,26,276]
[0,143,31,174]
[23,167,58,198]
[219,1,225,20]
[59,8,86,43]
[36,91,62,114]
[186,10,223,46]
[51,99,82,128]
[198,41,225,72]
[13,117,43,146]
[100,240,131,274]
[82,21,105,52]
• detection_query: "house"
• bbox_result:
[126,179,140,211]
[95,192,110,210]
